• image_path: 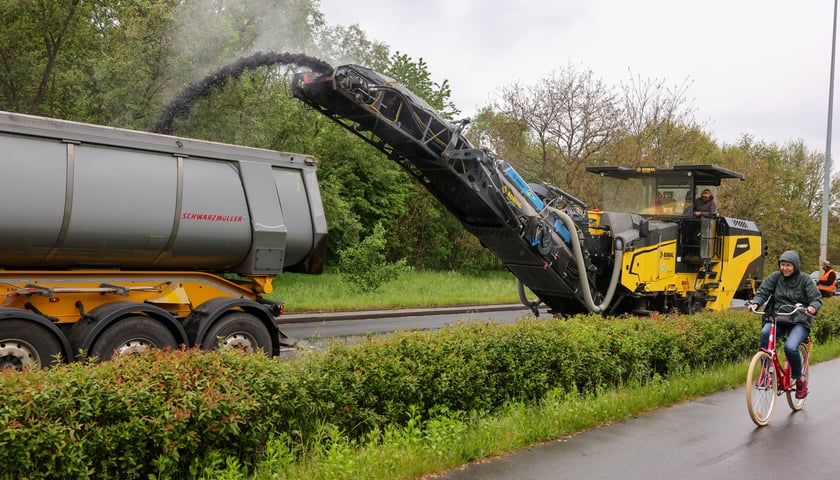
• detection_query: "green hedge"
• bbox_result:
[2,301,839,479]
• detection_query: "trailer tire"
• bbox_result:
[89,315,177,362]
[0,319,64,369]
[201,312,272,355]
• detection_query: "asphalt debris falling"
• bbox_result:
[150,51,332,134]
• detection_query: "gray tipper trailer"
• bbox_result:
[0,110,327,368]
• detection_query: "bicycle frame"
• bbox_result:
[761,316,811,393]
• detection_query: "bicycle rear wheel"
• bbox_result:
[786,342,809,411]
[746,351,777,426]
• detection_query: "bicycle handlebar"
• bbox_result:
[748,302,815,318]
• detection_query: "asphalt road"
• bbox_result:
[277,299,747,344]
[277,303,533,345]
[438,358,840,480]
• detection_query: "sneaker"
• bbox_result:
[795,377,808,399]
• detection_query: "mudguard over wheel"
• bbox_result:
[89,315,178,362]
[786,343,809,411]
[746,350,777,426]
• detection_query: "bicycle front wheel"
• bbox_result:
[746,351,777,426]
[786,342,809,411]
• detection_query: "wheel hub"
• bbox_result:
[220,332,256,352]
[0,339,40,369]
[114,339,153,356]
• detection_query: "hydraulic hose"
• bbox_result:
[545,206,624,314]
[517,278,541,311]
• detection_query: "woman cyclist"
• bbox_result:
[747,250,821,399]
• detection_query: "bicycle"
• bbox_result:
[745,303,813,426]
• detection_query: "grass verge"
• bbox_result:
[269,270,521,312]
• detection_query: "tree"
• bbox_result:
[338,222,412,293]
[384,52,458,118]
[86,0,178,128]
[494,63,623,191]
[466,107,530,158]
[166,0,321,90]
[616,72,704,166]
[721,136,823,270]
[0,0,97,117]
[313,22,389,72]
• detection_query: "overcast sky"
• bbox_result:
[319,0,837,155]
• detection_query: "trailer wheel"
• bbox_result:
[89,316,177,362]
[201,312,272,354]
[0,320,64,369]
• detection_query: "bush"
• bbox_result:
[338,222,413,293]
[0,350,292,479]
[812,297,840,342]
[2,304,838,478]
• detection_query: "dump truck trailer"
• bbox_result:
[0,111,327,368]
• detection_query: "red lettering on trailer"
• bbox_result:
[181,213,245,222]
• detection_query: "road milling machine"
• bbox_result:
[291,64,766,316]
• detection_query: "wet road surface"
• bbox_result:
[438,358,840,479]
[278,303,531,342]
